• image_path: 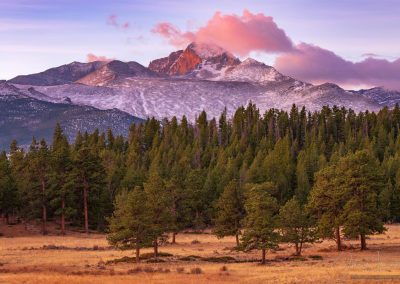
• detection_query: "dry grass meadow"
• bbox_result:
[1,220,400,283]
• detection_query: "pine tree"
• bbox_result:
[278,197,317,255]
[308,164,346,251]
[25,138,51,234]
[143,167,173,259]
[392,168,400,222]
[71,145,106,233]
[165,172,190,244]
[185,169,208,229]
[37,139,51,235]
[213,180,245,246]
[263,136,294,204]
[107,187,154,263]
[49,124,72,235]
[241,182,280,264]
[339,150,386,250]
[379,180,392,221]
[0,151,18,225]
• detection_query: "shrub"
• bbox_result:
[309,255,323,260]
[202,256,236,263]
[289,256,307,262]
[146,258,166,263]
[176,267,185,273]
[141,252,173,258]
[106,256,136,264]
[190,267,203,274]
[220,266,228,271]
[178,255,202,261]
[143,266,156,273]
[128,267,143,274]
[97,260,105,266]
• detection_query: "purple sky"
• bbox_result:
[1,0,399,90]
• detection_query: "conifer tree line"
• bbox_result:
[2,103,400,262]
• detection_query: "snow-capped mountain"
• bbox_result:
[5,42,399,126]
[350,87,400,107]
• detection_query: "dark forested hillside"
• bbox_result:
[0,93,143,150]
[2,103,400,260]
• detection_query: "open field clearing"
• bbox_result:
[1,222,400,283]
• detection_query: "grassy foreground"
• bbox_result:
[1,222,400,283]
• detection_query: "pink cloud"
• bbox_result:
[152,10,294,55]
[152,10,400,90]
[152,22,195,47]
[86,53,112,62]
[107,15,130,30]
[274,43,400,90]
[122,22,130,30]
[107,15,118,28]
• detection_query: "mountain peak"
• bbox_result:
[149,42,240,76]
[187,42,230,59]
[242,58,265,66]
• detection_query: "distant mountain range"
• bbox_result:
[3,42,400,149]
[0,81,143,150]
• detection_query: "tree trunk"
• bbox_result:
[5,213,9,225]
[154,239,158,260]
[360,234,367,250]
[60,197,65,235]
[83,180,89,234]
[299,242,303,256]
[295,242,300,256]
[235,233,240,247]
[41,180,47,235]
[172,232,176,244]
[136,246,140,263]
[42,204,47,235]
[261,249,266,265]
[335,226,342,251]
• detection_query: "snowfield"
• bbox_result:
[15,75,380,122]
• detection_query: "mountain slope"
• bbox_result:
[77,60,159,86]
[9,61,106,86]
[350,87,400,107]
[13,76,379,122]
[0,82,143,150]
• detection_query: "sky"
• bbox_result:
[1,0,399,90]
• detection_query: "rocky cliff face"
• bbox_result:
[148,50,183,74]
[168,47,203,75]
[148,42,240,76]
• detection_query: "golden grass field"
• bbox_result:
[1,221,400,283]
